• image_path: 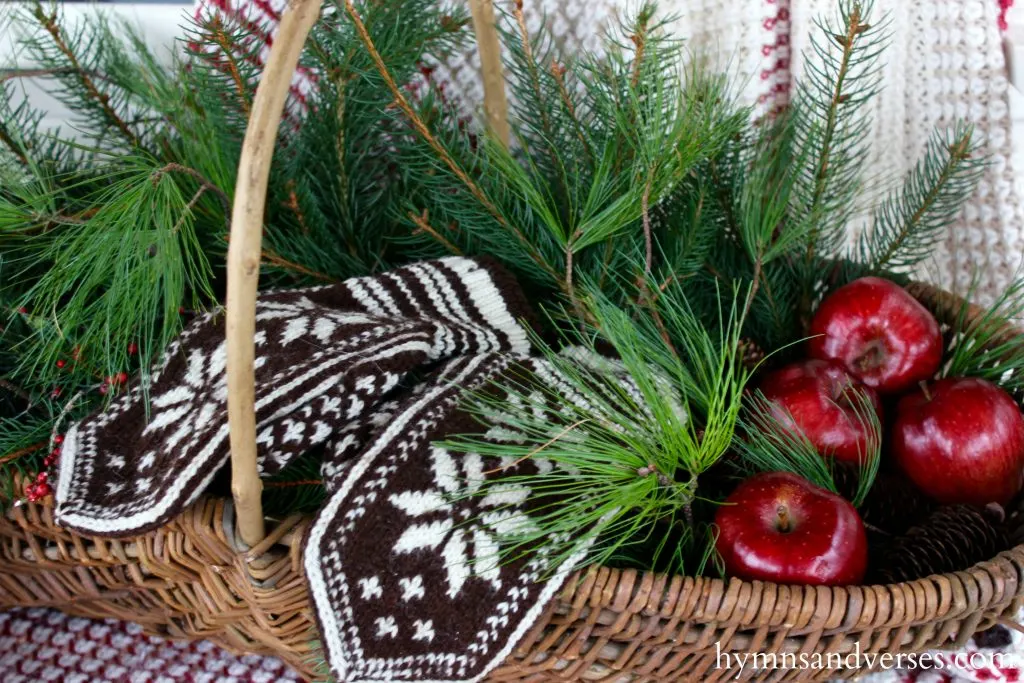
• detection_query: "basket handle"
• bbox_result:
[225,0,508,547]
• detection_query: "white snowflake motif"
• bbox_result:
[399,575,425,602]
[255,297,378,347]
[357,576,382,600]
[141,342,229,454]
[412,620,435,643]
[388,447,539,598]
[374,616,398,639]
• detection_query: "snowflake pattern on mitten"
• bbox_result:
[55,258,531,536]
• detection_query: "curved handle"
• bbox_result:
[225,0,507,548]
[469,0,509,146]
[226,0,323,548]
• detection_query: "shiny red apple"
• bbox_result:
[757,359,881,463]
[808,277,942,394]
[893,377,1024,506]
[714,471,868,586]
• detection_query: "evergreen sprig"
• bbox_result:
[0,0,474,490]
[943,271,1024,393]
[859,123,985,274]
[737,389,881,508]
[353,0,748,308]
[442,280,752,574]
[793,0,887,271]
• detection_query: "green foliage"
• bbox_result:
[0,0,472,488]
[442,282,752,575]
[859,123,985,274]
[737,390,881,508]
[944,271,1024,393]
[791,0,887,272]
[0,0,998,578]
[380,1,747,303]
[260,450,329,518]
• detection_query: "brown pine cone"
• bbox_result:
[738,338,766,371]
[874,504,1008,584]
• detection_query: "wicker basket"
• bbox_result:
[3,1,1024,681]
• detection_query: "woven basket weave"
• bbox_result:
[3,1,1024,681]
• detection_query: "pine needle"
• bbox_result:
[737,388,881,507]
[442,279,753,575]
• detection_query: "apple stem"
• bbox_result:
[776,504,791,533]
[919,380,932,401]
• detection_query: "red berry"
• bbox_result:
[178,306,185,314]
[54,435,64,445]
[43,455,56,467]
[17,306,27,314]
[51,387,62,398]
[28,482,52,501]
[98,384,109,395]
[36,471,48,483]
[56,359,66,369]
[116,371,129,385]
[71,346,82,361]
[127,342,138,355]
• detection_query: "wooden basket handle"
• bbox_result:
[226,0,508,547]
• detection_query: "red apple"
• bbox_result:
[808,277,942,393]
[714,471,868,586]
[893,377,1024,506]
[757,359,881,463]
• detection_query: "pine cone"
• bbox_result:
[832,464,935,535]
[874,504,1008,584]
[738,338,766,371]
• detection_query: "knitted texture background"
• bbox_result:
[0,608,303,683]
[791,0,1023,303]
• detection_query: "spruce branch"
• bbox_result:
[342,0,559,285]
[205,15,253,116]
[408,209,463,256]
[0,441,46,467]
[260,247,340,283]
[860,123,984,274]
[789,0,888,318]
[806,5,862,254]
[27,4,139,148]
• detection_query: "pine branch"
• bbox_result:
[860,123,984,273]
[443,282,752,575]
[788,0,889,319]
[738,389,881,507]
[28,4,139,148]
[205,15,253,116]
[0,123,29,166]
[943,272,1024,394]
[804,8,862,259]
[260,247,340,283]
[342,0,560,285]
[408,209,463,256]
